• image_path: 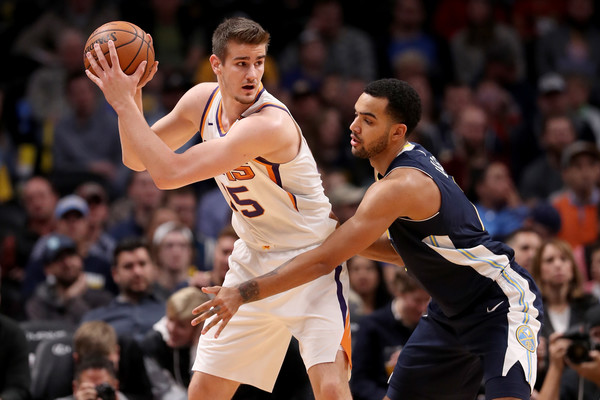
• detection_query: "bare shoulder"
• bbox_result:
[178,82,219,109]
[234,105,299,162]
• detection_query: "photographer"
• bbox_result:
[55,357,127,400]
[538,305,600,400]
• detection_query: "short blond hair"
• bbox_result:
[166,286,210,321]
[73,321,118,358]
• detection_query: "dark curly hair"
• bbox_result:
[364,79,422,137]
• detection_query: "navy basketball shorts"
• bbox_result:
[386,264,543,400]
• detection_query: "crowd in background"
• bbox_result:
[2,0,600,399]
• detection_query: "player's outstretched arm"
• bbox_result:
[192,179,402,337]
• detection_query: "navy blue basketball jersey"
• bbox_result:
[383,143,516,317]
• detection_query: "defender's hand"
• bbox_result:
[191,286,243,338]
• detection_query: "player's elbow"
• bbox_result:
[122,155,146,172]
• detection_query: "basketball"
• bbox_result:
[83,21,155,83]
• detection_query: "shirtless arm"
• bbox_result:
[359,233,404,266]
[193,168,440,337]
[86,40,296,189]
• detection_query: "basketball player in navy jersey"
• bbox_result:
[194,79,544,400]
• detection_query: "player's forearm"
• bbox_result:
[238,253,338,303]
[118,90,147,171]
[360,235,404,266]
[113,97,179,186]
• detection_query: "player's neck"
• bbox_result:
[370,142,407,176]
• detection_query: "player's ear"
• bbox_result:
[210,55,221,74]
[391,123,408,142]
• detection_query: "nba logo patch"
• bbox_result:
[516,325,536,352]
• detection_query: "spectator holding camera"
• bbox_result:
[530,238,598,392]
[537,305,600,400]
[55,356,128,400]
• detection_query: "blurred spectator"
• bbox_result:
[565,72,600,146]
[279,0,376,84]
[23,27,86,124]
[403,75,443,158]
[280,29,328,97]
[141,286,208,398]
[75,181,115,260]
[0,175,57,319]
[108,171,164,242]
[586,242,600,301]
[437,81,474,154]
[25,233,113,325]
[504,227,543,273]
[145,207,179,246]
[55,356,128,400]
[450,0,525,86]
[511,72,572,181]
[304,105,354,174]
[440,104,502,199]
[51,72,125,195]
[125,0,205,79]
[350,271,430,400]
[552,141,600,249]
[23,194,116,299]
[511,0,566,44]
[535,0,600,79]
[81,238,166,342]
[530,238,597,357]
[71,321,153,400]
[523,201,563,240]
[347,255,392,329]
[0,285,31,400]
[474,79,522,152]
[537,305,600,400]
[530,238,598,391]
[11,0,119,69]
[384,0,439,80]
[195,186,231,241]
[328,181,366,225]
[189,224,238,290]
[163,186,212,270]
[151,221,194,295]
[473,161,529,241]
[519,114,577,203]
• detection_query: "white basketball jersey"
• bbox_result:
[200,85,336,251]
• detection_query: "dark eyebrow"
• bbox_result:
[232,55,266,61]
[357,111,377,119]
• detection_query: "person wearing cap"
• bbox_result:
[22,194,117,299]
[75,181,115,260]
[25,233,113,325]
[551,140,600,250]
[537,304,600,400]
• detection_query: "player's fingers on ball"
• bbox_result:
[85,70,102,87]
[93,43,110,70]
[86,52,103,75]
[107,40,120,70]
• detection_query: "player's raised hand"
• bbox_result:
[191,286,244,338]
[85,40,145,109]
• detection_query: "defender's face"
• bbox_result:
[218,41,266,105]
[349,93,391,159]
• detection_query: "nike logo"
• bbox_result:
[487,301,504,313]
[208,122,213,126]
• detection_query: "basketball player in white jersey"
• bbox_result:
[85,17,352,400]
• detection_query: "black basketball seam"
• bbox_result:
[122,22,146,74]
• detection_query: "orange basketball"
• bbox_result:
[83,21,155,83]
